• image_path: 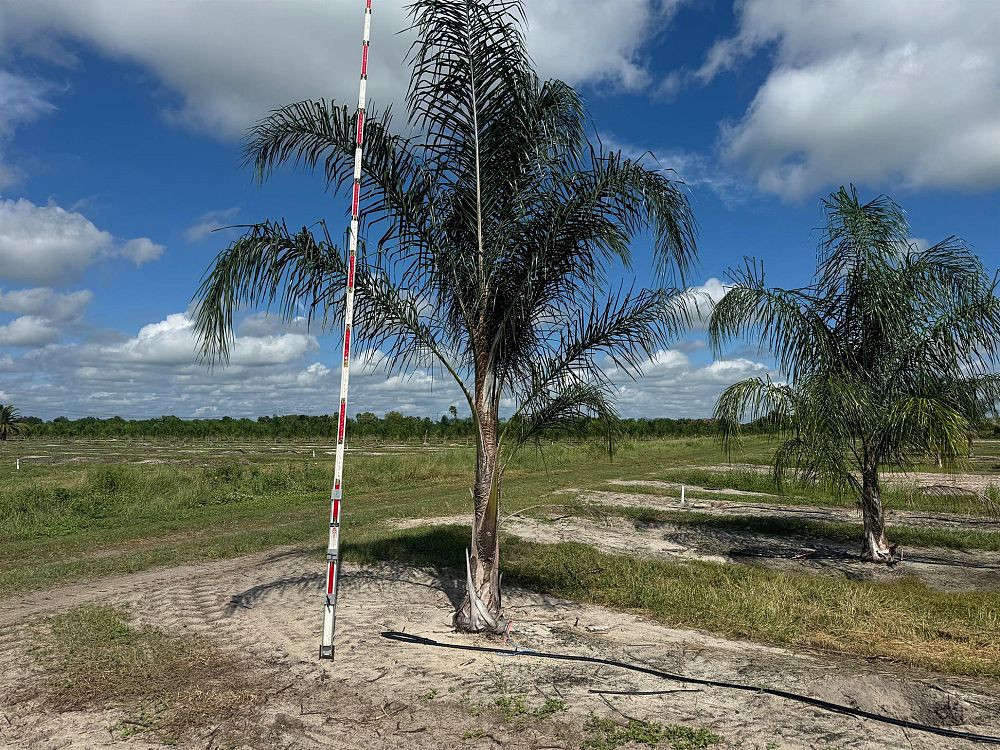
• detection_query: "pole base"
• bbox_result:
[319,645,335,661]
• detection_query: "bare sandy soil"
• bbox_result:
[2,548,999,750]
[396,512,1000,592]
[697,465,1000,495]
[581,484,1000,533]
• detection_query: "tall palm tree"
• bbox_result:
[710,186,1000,562]
[0,404,28,441]
[193,0,698,630]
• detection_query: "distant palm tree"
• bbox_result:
[0,404,29,442]
[193,0,698,630]
[710,186,1000,562]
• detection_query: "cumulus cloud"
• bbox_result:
[184,207,240,242]
[1,303,772,420]
[118,237,165,265]
[613,349,774,417]
[237,312,309,338]
[524,1,684,92]
[683,277,729,331]
[701,1,1000,199]
[0,315,60,347]
[0,287,91,321]
[0,0,682,139]
[94,312,317,368]
[0,198,164,284]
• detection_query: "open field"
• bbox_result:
[1,436,999,749]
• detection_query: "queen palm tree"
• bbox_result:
[710,186,1000,562]
[0,404,28,442]
[192,0,698,630]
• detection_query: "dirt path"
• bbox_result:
[696,465,1000,495]
[2,549,998,749]
[581,485,1000,533]
[397,514,1000,592]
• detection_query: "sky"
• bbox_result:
[0,0,998,421]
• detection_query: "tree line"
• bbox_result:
[15,412,738,441]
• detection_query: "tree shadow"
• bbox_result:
[224,526,471,614]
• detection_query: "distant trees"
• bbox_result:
[711,186,1000,562]
[0,404,29,441]
[19,413,734,442]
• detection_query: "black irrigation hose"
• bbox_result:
[381,630,1000,745]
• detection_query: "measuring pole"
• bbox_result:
[320,0,373,661]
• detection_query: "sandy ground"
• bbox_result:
[395,512,1000,592]
[2,548,999,750]
[580,484,1000,533]
[696,465,1000,495]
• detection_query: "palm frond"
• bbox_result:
[192,221,340,364]
[713,376,796,456]
[709,259,833,380]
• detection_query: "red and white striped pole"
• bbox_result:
[321,0,373,661]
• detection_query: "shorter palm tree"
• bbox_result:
[0,404,29,441]
[711,186,1000,562]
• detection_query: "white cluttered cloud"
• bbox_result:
[700,0,1000,198]
[0,198,164,285]
[0,277,770,420]
[0,0,683,139]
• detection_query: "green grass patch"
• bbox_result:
[493,695,568,723]
[0,438,753,598]
[583,715,721,750]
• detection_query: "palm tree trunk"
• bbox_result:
[454,396,506,633]
[859,464,893,562]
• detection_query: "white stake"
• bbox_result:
[16,458,20,471]
[680,484,685,504]
[320,0,374,662]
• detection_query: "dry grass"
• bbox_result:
[29,605,265,744]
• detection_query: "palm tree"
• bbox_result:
[0,404,29,442]
[192,0,698,630]
[710,186,1000,562]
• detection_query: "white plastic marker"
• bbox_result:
[321,0,373,661]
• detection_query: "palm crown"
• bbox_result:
[710,186,1000,560]
[0,404,28,442]
[193,0,698,629]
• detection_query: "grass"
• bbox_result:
[3,436,998,681]
[583,715,721,750]
[493,695,567,723]
[350,525,1000,678]
[28,605,262,744]
[0,438,746,597]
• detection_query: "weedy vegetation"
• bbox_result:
[27,605,263,745]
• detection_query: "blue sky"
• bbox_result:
[0,0,998,420]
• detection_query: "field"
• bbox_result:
[1,436,999,749]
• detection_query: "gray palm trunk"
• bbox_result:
[456,393,504,631]
[859,464,891,561]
